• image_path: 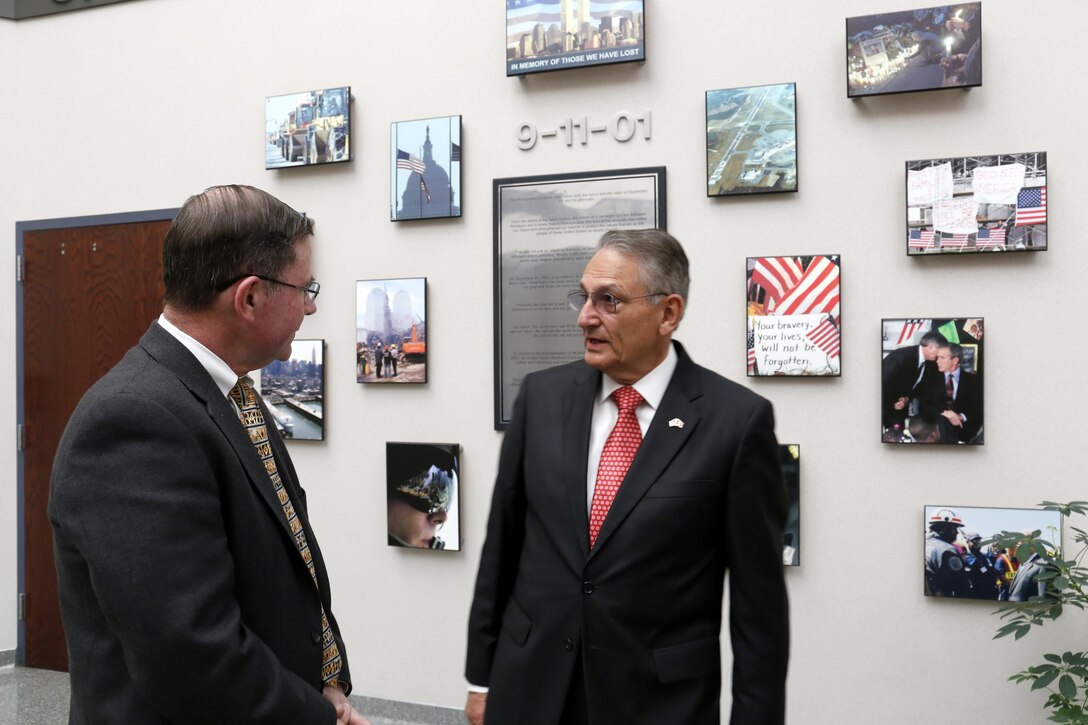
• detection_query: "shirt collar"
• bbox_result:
[157,313,242,399]
[596,342,678,411]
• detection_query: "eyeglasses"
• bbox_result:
[221,274,320,302]
[567,290,667,314]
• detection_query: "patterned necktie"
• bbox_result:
[945,373,955,404]
[229,379,343,688]
[589,386,644,547]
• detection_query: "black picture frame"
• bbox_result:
[706,82,798,196]
[746,255,841,377]
[905,152,1047,256]
[492,166,667,429]
[391,115,462,221]
[506,0,645,77]
[846,4,981,99]
[881,317,984,445]
[265,86,350,169]
[386,442,461,551]
[356,278,428,384]
[923,505,1062,601]
[781,444,800,567]
[257,339,325,441]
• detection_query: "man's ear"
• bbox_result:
[659,294,685,334]
[232,276,260,322]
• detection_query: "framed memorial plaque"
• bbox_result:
[492,166,666,429]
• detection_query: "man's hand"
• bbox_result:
[324,685,370,725]
[941,409,964,428]
[465,691,487,725]
[893,396,909,411]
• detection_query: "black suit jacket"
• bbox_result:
[881,345,936,426]
[49,322,350,724]
[920,369,983,442]
[466,343,789,725]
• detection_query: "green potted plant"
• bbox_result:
[992,501,1088,723]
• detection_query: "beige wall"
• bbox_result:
[2,0,1083,720]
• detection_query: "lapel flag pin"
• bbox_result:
[668,418,684,429]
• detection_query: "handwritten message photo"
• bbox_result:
[906,152,1047,256]
[882,317,984,445]
[746,255,840,377]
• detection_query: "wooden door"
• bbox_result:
[21,217,171,670]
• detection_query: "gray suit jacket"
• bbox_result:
[466,342,789,725]
[50,322,350,724]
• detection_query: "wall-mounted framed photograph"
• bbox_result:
[707,83,797,196]
[492,166,666,429]
[265,86,350,168]
[391,115,462,221]
[847,4,981,98]
[882,317,984,445]
[387,442,460,551]
[924,505,1062,600]
[506,0,645,77]
[256,339,325,441]
[906,151,1047,255]
[356,278,427,384]
[781,444,800,567]
[747,255,840,376]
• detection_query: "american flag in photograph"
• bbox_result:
[896,319,925,346]
[750,257,804,307]
[909,230,935,249]
[941,233,968,249]
[420,177,432,204]
[775,256,840,316]
[975,227,1006,249]
[747,327,757,373]
[507,0,561,45]
[451,142,461,162]
[806,314,840,358]
[1016,186,1046,226]
[396,149,425,174]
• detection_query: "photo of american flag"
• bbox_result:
[905,152,1046,255]
[747,255,841,377]
[1015,186,1046,226]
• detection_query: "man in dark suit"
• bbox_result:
[465,230,789,725]
[920,342,983,443]
[881,331,946,431]
[49,185,368,724]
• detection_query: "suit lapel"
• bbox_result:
[562,366,597,561]
[588,345,703,559]
[139,323,300,545]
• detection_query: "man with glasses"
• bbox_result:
[466,229,789,724]
[50,185,368,725]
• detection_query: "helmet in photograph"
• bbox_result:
[929,508,964,529]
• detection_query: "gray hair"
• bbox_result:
[597,229,690,305]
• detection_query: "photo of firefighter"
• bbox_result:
[265,86,350,169]
[386,442,460,551]
[781,444,800,567]
[881,317,983,445]
[923,505,1062,601]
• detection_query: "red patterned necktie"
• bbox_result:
[229,379,343,688]
[589,386,644,547]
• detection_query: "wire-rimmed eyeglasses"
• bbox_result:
[221,274,320,302]
[566,290,666,314]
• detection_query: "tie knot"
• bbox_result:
[230,378,255,408]
[612,386,643,413]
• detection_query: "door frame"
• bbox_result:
[15,207,178,665]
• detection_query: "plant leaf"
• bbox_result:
[1058,673,1076,699]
